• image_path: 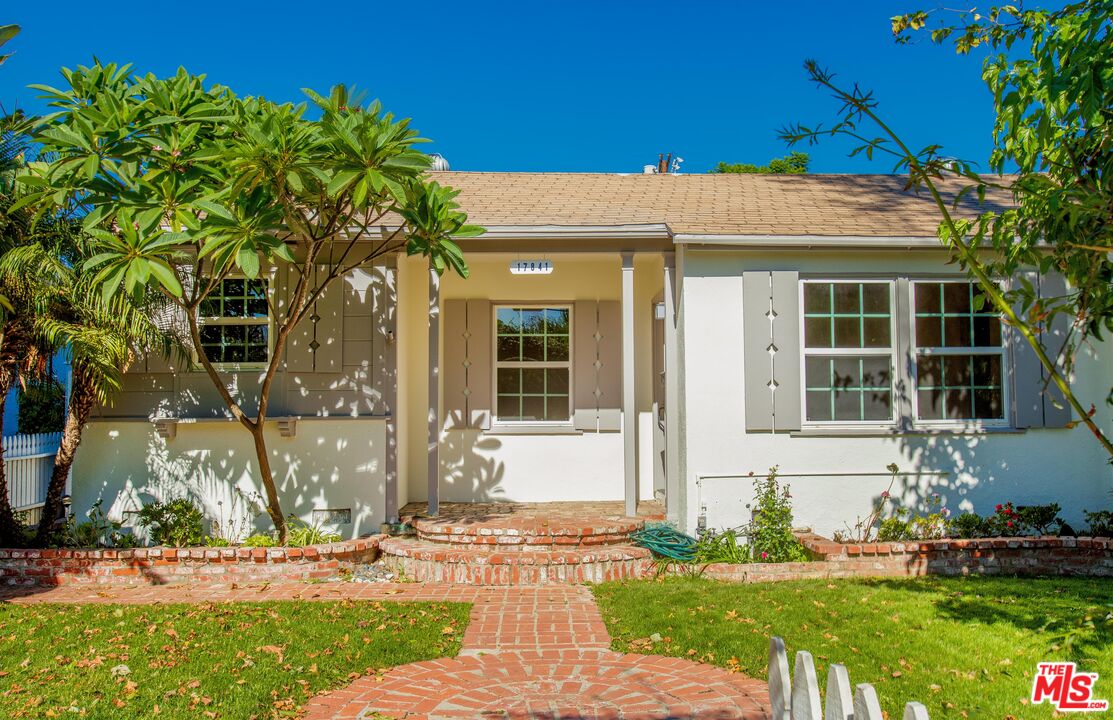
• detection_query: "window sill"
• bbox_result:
[484,424,582,436]
[790,426,1025,438]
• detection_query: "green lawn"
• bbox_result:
[594,576,1113,719]
[0,599,469,719]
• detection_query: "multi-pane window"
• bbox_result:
[913,281,1005,421]
[199,278,270,364]
[802,282,894,422]
[495,306,571,422]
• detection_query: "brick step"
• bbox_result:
[379,537,654,585]
[410,515,645,550]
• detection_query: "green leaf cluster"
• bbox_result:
[710,151,810,174]
[18,65,481,304]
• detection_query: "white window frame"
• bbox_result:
[798,278,899,428]
[197,273,275,372]
[491,303,574,427]
[909,278,1010,429]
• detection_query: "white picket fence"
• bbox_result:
[769,637,930,720]
[3,432,61,523]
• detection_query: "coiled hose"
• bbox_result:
[630,522,699,562]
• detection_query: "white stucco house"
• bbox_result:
[70,172,1113,539]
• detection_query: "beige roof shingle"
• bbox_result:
[432,171,1012,238]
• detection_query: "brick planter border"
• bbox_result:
[0,535,384,587]
[699,533,1113,583]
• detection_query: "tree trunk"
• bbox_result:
[250,425,288,543]
[34,365,96,546]
[0,386,21,547]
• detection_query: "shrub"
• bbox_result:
[17,377,64,434]
[877,492,950,542]
[1084,510,1113,537]
[987,502,1025,536]
[1016,503,1062,535]
[747,467,809,563]
[204,536,231,547]
[136,499,205,547]
[53,500,136,548]
[693,529,750,564]
[242,533,277,547]
[285,516,341,547]
[949,512,990,539]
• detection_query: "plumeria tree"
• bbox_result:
[18,64,481,541]
[781,0,1113,460]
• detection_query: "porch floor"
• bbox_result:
[400,500,666,525]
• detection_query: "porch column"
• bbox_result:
[621,252,637,517]
[663,252,681,524]
[427,265,441,516]
[380,254,400,523]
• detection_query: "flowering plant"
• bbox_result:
[988,501,1022,535]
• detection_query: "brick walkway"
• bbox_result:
[2,582,770,719]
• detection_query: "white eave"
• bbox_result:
[673,233,943,249]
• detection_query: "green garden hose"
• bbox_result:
[630,522,699,562]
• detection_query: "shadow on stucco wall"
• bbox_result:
[439,428,508,503]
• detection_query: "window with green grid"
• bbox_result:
[802,282,894,422]
[913,281,1004,420]
[198,278,270,364]
[494,307,571,422]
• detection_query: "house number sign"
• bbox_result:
[509,259,554,275]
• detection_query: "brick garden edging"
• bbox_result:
[699,533,1113,583]
[0,535,384,587]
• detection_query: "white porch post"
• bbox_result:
[663,252,681,524]
[381,254,400,523]
[427,265,441,516]
[621,252,637,517]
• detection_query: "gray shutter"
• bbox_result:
[285,265,343,373]
[1009,270,1044,428]
[313,264,343,372]
[467,300,492,429]
[1009,271,1073,428]
[443,299,468,428]
[743,270,801,432]
[442,299,491,430]
[573,300,622,431]
[370,260,397,416]
[1039,272,1073,428]
[893,277,914,431]
[285,265,314,372]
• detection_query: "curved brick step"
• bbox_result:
[303,649,771,720]
[411,512,645,550]
[380,538,654,585]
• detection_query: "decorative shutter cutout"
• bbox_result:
[743,270,801,432]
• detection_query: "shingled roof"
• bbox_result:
[433,171,1012,238]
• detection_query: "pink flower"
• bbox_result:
[152,144,162,152]
[881,490,890,498]
[760,552,768,560]
[171,149,181,157]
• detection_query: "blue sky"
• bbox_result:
[2,1,997,174]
